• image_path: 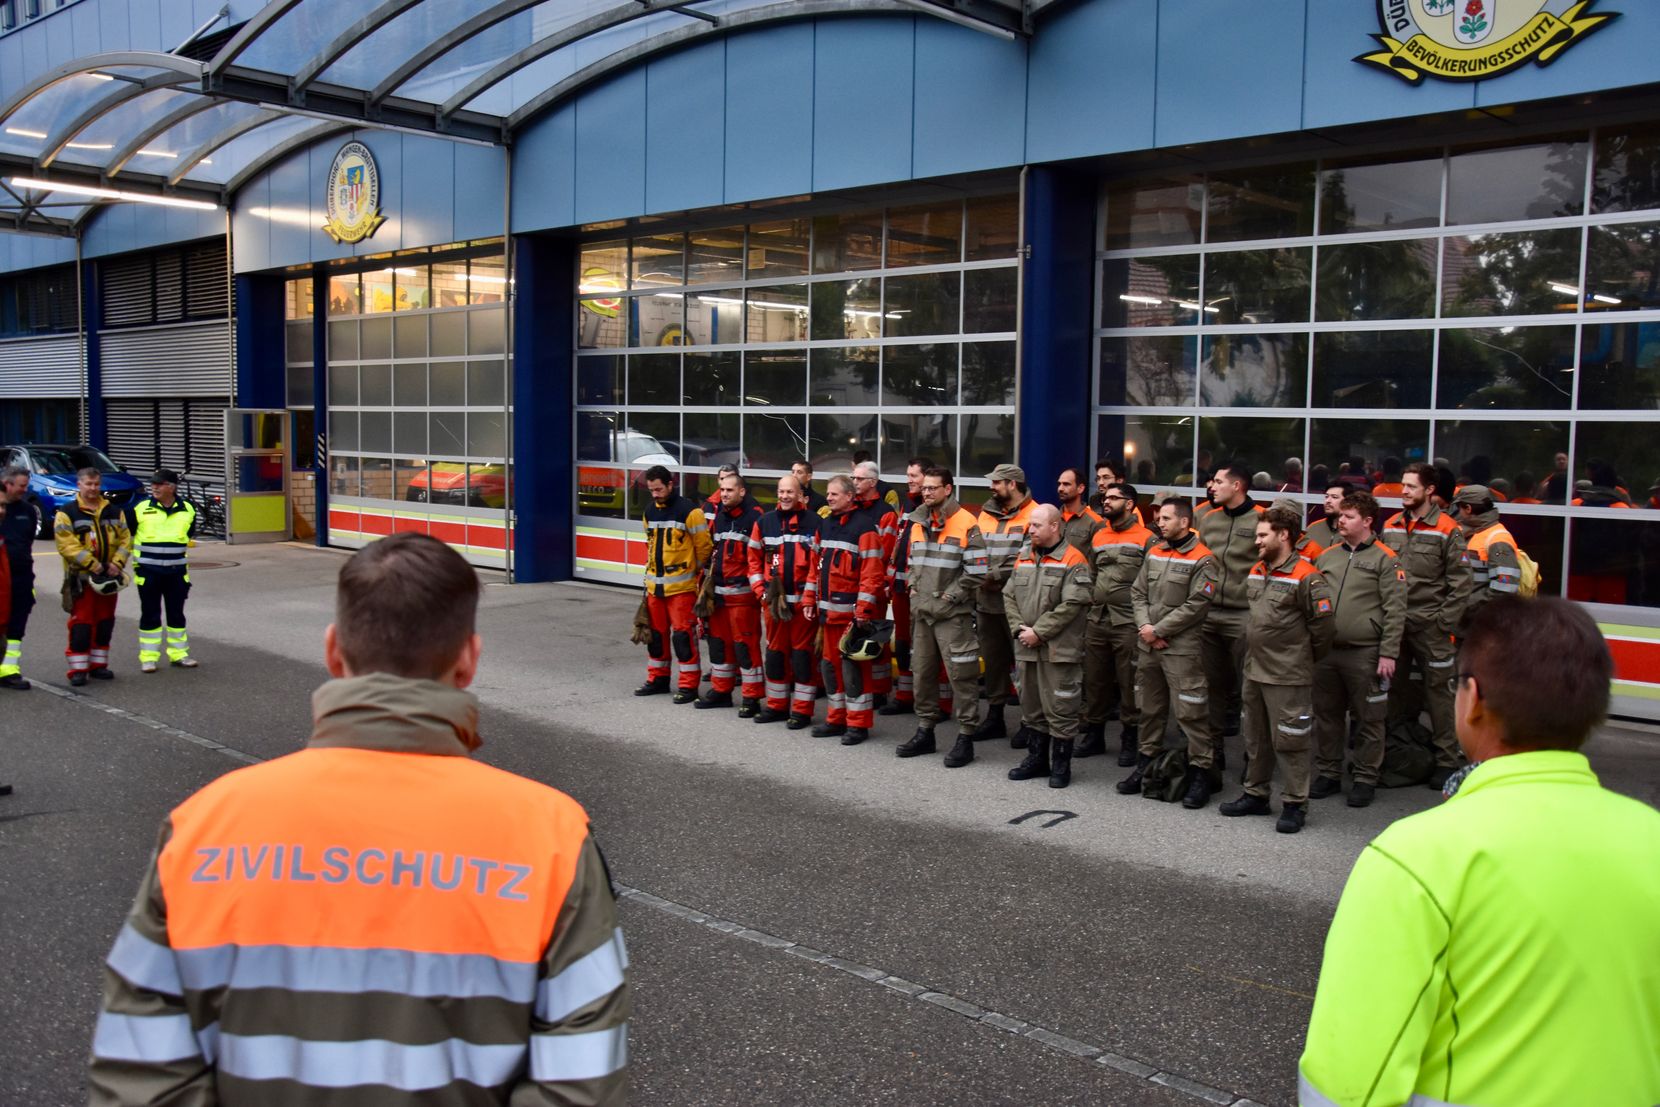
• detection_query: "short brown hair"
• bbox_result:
[335,534,480,679]
[1156,496,1193,524]
[78,466,102,482]
[1459,596,1611,751]
[1402,461,1436,486]
[924,466,954,488]
[1262,505,1300,536]
[1339,491,1379,522]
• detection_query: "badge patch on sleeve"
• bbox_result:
[1201,581,1215,596]
[1397,568,1407,581]
[1316,598,1332,613]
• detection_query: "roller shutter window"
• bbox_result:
[101,257,153,328]
[153,252,185,324]
[158,401,188,472]
[99,242,227,329]
[187,401,226,475]
[185,244,228,319]
[105,400,159,472]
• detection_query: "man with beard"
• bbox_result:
[969,464,1036,745]
[696,471,765,715]
[1078,482,1155,765]
[1197,464,1265,755]
[750,475,822,729]
[1056,467,1103,558]
[880,457,933,718]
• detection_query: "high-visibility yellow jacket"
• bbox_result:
[1300,750,1660,1107]
[642,494,711,598]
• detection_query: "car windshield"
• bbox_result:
[621,434,667,463]
[28,447,120,476]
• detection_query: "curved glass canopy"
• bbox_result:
[0,0,1027,237]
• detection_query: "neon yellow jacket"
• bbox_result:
[1300,750,1660,1107]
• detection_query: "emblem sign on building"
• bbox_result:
[1357,0,1617,83]
[323,141,386,244]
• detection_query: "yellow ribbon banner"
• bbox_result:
[1357,2,1616,83]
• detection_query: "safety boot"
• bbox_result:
[871,693,888,711]
[1219,792,1272,817]
[786,714,813,731]
[1115,753,1150,794]
[1073,723,1106,759]
[1276,802,1307,834]
[1048,738,1074,789]
[1309,775,1342,800]
[634,677,670,697]
[966,702,1006,742]
[0,674,31,691]
[737,697,760,719]
[877,698,911,716]
[812,721,847,738]
[694,690,734,709]
[942,732,974,768]
[671,688,698,705]
[895,727,936,758]
[90,669,114,681]
[840,727,869,746]
[69,672,88,687]
[1181,767,1213,810]
[1010,724,1034,750]
[1008,733,1052,781]
[171,657,199,669]
[141,661,158,674]
[753,707,788,725]
[1347,782,1376,808]
[1116,725,1139,767]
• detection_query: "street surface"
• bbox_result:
[2,541,1656,1105]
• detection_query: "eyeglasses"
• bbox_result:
[1449,671,1477,694]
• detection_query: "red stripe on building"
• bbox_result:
[328,509,360,533]
[392,515,429,535]
[358,513,394,536]
[468,523,507,550]
[577,533,629,564]
[428,519,467,545]
[1606,637,1660,686]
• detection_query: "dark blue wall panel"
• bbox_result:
[511,234,576,582]
[723,24,814,205]
[233,274,286,410]
[1018,167,1094,491]
[812,18,914,193]
[646,40,727,214]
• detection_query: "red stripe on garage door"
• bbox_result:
[359,513,394,536]
[329,509,360,533]
[1606,637,1660,685]
[428,519,467,545]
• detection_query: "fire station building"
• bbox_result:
[1,0,1659,712]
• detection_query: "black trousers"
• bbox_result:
[137,573,189,631]
[7,577,33,639]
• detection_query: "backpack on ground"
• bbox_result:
[1141,748,1189,802]
[1380,718,1435,788]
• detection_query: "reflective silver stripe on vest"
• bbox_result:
[93,1011,205,1064]
[819,539,861,554]
[107,923,184,997]
[173,943,538,1002]
[529,1023,629,1082]
[537,928,628,1022]
[644,571,693,586]
[218,1031,524,1091]
[821,601,857,614]
[715,584,751,596]
[646,521,686,531]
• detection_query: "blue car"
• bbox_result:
[0,443,145,538]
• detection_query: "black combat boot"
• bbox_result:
[1347,782,1376,808]
[754,707,788,724]
[1010,724,1033,750]
[1074,723,1106,759]
[1181,767,1213,810]
[896,727,937,758]
[694,690,734,710]
[1276,802,1307,834]
[942,732,975,768]
[877,698,911,716]
[1116,753,1150,794]
[786,714,813,730]
[634,677,669,696]
[812,720,847,738]
[841,727,869,746]
[737,697,760,719]
[671,688,698,705]
[1008,733,1052,780]
[1116,724,1139,767]
[1309,775,1342,799]
[1219,792,1272,817]
[967,702,1007,742]
[1048,738,1074,789]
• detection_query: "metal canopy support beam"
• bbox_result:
[505,0,917,129]
[891,0,1023,38]
[39,75,197,169]
[439,0,726,119]
[168,110,285,185]
[291,0,425,93]
[223,121,353,195]
[209,65,506,144]
[206,0,307,78]
[0,52,205,124]
[368,0,548,107]
[105,98,226,178]
[0,150,226,207]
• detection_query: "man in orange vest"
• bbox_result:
[1451,484,1524,627]
[89,534,629,1104]
[971,464,1036,744]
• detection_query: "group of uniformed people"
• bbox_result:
[634,454,1523,833]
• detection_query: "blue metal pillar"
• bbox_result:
[80,258,105,450]
[233,273,286,408]
[511,233,575,582]
[1017,167,1096,490]
[311,270,329,547]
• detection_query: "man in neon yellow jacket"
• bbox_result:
[1300,595,1660,1107]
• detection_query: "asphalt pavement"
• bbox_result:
[2,539,1656,1106]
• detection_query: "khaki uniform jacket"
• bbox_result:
[1382,505,1473,634]
[906,498,989,623]
[1059,505,1103,564]
[975,495,1035,614]
[1315,537,1406,657]
[1131,530,1219,655]
[1090,512,1157,626]
[88,673,629,1107]
[1461,511,1523,621]
[1004,541,1094,663]
[1303,517,1337,552]
[1243,553,1336,685]
[1197,500,1265,610]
